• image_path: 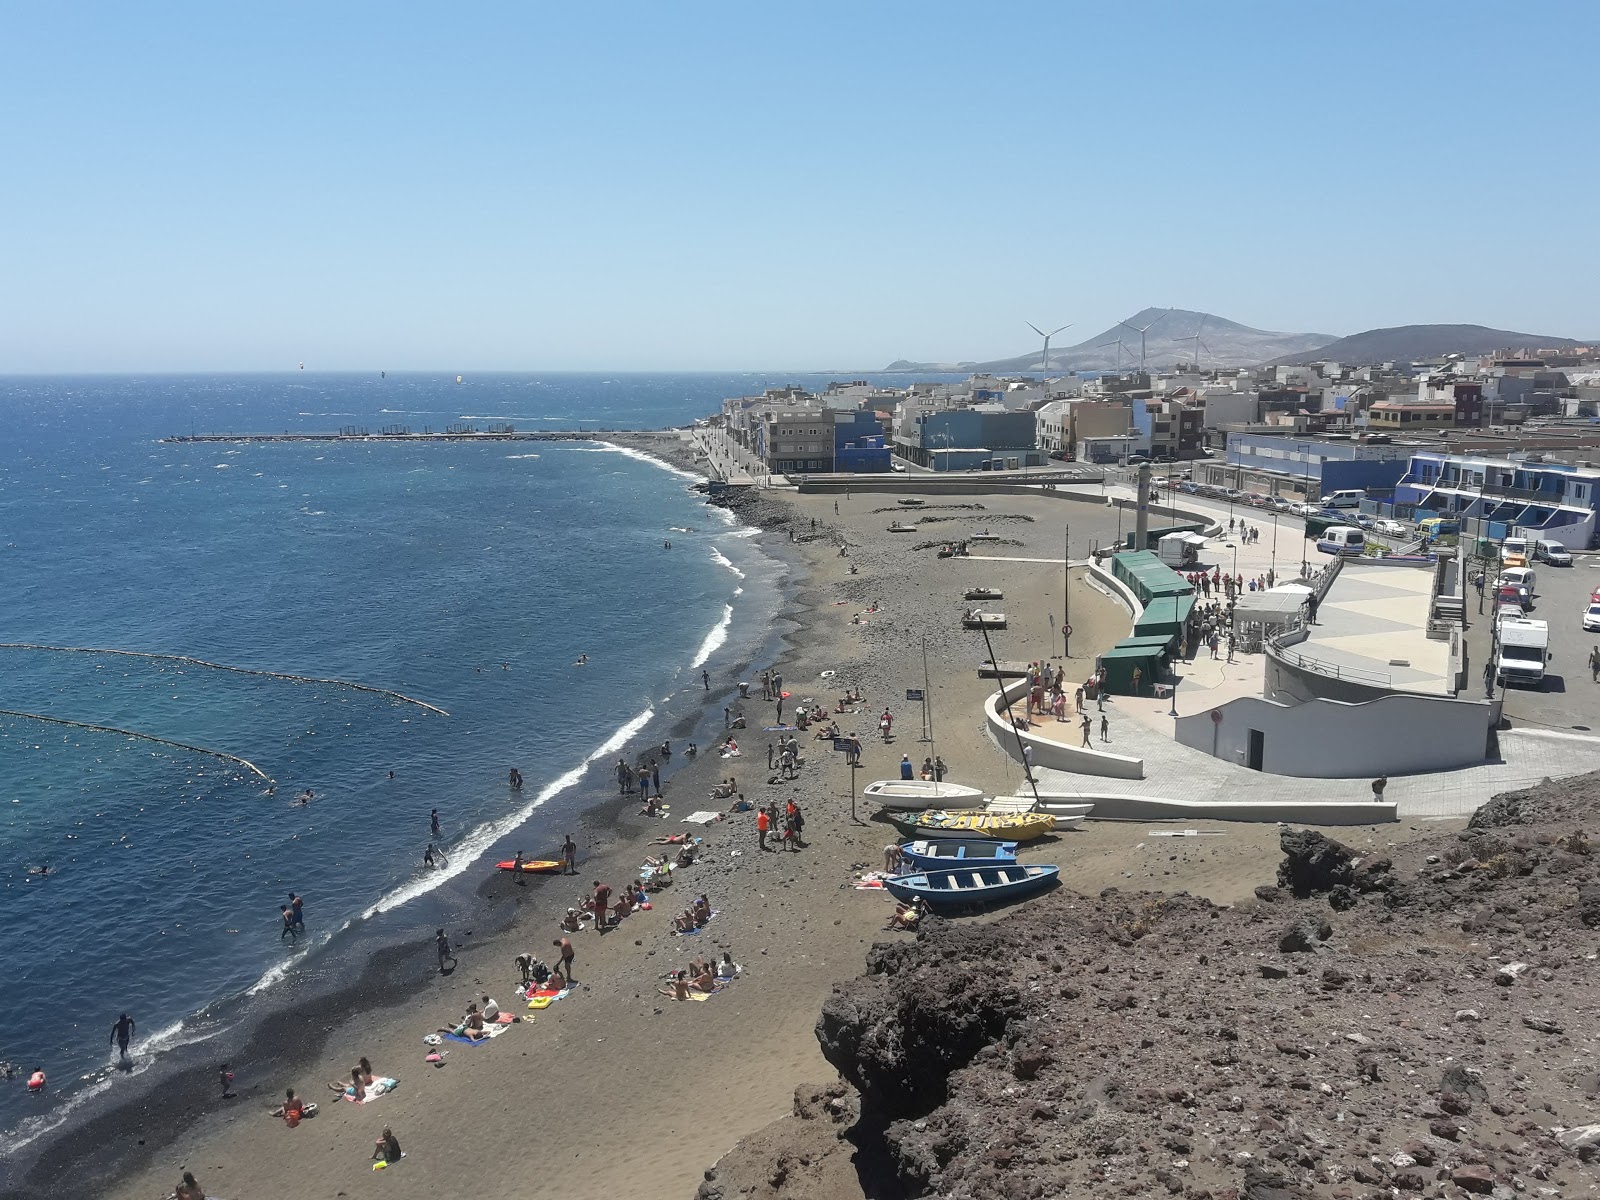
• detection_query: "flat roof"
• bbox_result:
[1283,560,1451,695]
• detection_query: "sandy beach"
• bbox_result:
[67,452,1412,1200]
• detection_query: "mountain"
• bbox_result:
[1274,323,1592,366]
[886,309,1337,374]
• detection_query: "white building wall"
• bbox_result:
[1173,692,1492,777]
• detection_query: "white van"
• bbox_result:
[1317,525,1366,556]
[1320,489,1365,509]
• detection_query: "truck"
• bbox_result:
[1500,536,1531,568]
[1496,616,1549,687]
[1157,531,1201,569]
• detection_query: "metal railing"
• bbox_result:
[1268,640,1393,687]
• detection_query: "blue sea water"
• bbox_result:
[0,371,955,1150]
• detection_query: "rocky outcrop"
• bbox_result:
[796,774,1600,1200]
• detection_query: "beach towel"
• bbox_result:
[526,986,570,1010]
[682,811,721,825]
[687,989,719,1001]
[345,1077,399,1104]
[671,909,719,935]
[854,871,892,890]
[444,1020,515,1046]
[372,1152,407,1171]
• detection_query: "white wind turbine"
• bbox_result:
[1119,310,1167,374]
[1026,321,1073,373]
[1184,314,1208,372]
[1096,338,1133,373]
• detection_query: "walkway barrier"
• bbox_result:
[984,676,1145,780]
[1028,790,1398,826]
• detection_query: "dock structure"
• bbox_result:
[161,429,680,445]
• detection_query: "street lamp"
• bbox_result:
[1298,442,1311,575]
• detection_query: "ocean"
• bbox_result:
[0,371,952,1155]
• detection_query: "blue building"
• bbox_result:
[1214,431,1411,498]
[1394,452,1600,546]
[833,409,891,473]
[905,408,1044,472]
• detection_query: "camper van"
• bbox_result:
[1500,536,1531,568]
[1320,489,1365,509]
[1316,526,1366,556]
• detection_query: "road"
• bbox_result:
[1469,554,1600,734]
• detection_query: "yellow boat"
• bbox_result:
[892,809,1056,842]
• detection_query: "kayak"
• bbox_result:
[496,860,563,874]
[888,810,1056,842]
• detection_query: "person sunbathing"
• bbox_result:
[612,894,631,923]
[329,1067,366,1101]
[657,971,690,1001]
[560,909,581,932]
[691,895,712,925]
[691,967,718,992]
[175,1171,206,1200]
[272,1088,307,1120]
[356,1058,376,1087]
[545,967,567,991]
[675,844,697,867]
[372,1127,402,1164]
[438,1003,486,1041]
[674,910,697,933]
[688,954,708,977]
[716,952,740,980]
[886,897,924,931]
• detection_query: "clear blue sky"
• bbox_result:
[3,2,1596,371]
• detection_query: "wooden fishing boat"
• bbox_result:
[897,498,926,507]
[961,609,1006,629]
[888,521,918,533]
[885,863,1059,909]
[888,810,1056,841]
[969,531,1001,542]
[898,838,1018,871]
[863,779,985,810]
[963,586,1003,601]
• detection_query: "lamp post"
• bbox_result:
[1299,442,1311,574]
[1063,522,1072,658]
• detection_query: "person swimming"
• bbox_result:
[574,653,588,666]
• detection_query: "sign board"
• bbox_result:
[1209,709,1222,725]
[904,688,925,701]
[832,737,852,752]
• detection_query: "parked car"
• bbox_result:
[890,461,907,472]
[1535,540,1573,566]
[1585,603,1600,632]
[1375,519,1409,537]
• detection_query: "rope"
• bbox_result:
[0,644,449,717]
[0,708,273,783]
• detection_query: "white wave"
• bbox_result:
[504,453,541,460]
[213,464,230,469]
[573,440,703,485]
[735,587,743,596]
[689,604,734,671]
[459,414,540,421]
[352,705,656,922]
[4,1075,116,1154]
[708,547,745,579]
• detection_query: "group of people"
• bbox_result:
[657,950,739,1000]
[278,892,306,941]
[616,756,665,801]
[755,799,805,851]
[896,753,947,782]
[672,893,715,932]
[1225,517,1263,544]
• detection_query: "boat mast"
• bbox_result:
[976,620,1042,806]
[922,636,936,771]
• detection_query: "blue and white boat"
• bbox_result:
[884,863,1059,909]
[898,838,1018,871]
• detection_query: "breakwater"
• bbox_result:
[161,429,683,444]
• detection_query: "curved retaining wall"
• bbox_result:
[985,676,1145,780]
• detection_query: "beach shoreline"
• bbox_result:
[28,438,1312,1200]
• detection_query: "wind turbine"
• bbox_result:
[1119,310,1167,374]
[1184,314,1208,372]
[1095,339,1132,373]
[1026,321,1073,374]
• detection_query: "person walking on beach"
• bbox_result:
[110,1013,135,1062]
[430,809,441,838]
[1371,775,1388,802]
[1080,713,1092,747]
[436,929,456,973]
[592,881,612,933]
[766,743,774,769]
[933,755,946,781]
[776,693,785,722]
[702,669,710,691]
[512,851,526,884]
[757,807,771,851]
[553,936,575,981]
[650,759,661,797]
[1130,667,1142,696]
[1099,714,1109,743]
[562,834,577,875]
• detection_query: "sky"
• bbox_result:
[2,2,1597,372]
